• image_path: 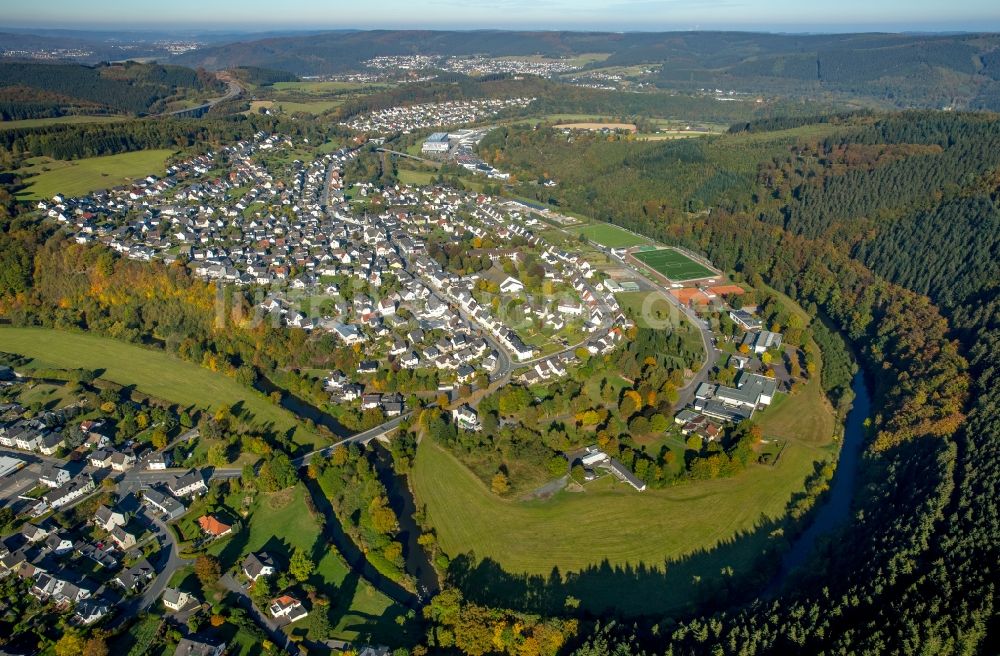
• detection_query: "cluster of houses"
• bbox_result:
[34,128,636,404]
[0,492,160,627]
[675,308,784,439]
[340,97,533,134]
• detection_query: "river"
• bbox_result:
[372,444,441,598]
[767,370,871,593]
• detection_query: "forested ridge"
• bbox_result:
[479,111,997,654]
[0,61,223,118]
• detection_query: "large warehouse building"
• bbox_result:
[421,132,451,153]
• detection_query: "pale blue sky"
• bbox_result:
[3,0,999,31]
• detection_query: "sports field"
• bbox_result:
[0,327,324,448]
[16,150,174,200]
[632,247,717,281]
[576,222,650,248]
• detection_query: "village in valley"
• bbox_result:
[1,104,795,655]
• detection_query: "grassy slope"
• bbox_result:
[756,342,837,447]
[413,430,830,577]
[16,149,174,200]
[0,327,323,448]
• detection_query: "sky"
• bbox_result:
[3,0,999,32]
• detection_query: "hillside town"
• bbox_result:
[31,132,632,422]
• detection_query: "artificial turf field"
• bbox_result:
[632,247,717,281]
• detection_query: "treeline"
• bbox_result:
[728,110,869,134]
[231,65,297,86]
[0,113,342,161]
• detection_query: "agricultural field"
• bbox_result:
[632,247,718,282]
[15,149,174,200]
[0,327,325,449]
[576,222,651,248]
[272,99,343,114]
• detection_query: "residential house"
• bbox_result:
[163,586,196,611]
[39,433,65,456]
[269,594,309,623]
[169,470,207,498]
[43,475,95,509]
[198,515,232,539]
[452,405,481,431]
[143,487,186,520]
[147,452,172,470]
[109,525,138,550]
[74,597,109,625]
[242,551,276,581]
[110,450,137,472]
[38,464,71,488]
[115,560,155,592]
[174,637,227,656]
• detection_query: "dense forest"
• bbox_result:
[0,61,223,118]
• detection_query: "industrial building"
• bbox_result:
[421,132,451,153]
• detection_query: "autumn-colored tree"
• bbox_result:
[368,495,399,535]
[150,427,168,449]
[210,614,225,627]
[289,547,315,582]
[54,633,86,656]
[491,472,511,495]
[194,554,221,589]
[82,637,109,656]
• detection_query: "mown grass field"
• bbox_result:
[16,149,174,200]
[576,222,650,248]
[274,99,343,114]
[271,80,392,94]
[0,115,126,130]
[0,327,323,448]
[632,247,717,281]
[757,342,837,447]
[412,425,832,579]
[397,168,438,186]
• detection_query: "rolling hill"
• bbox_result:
[172,29,1000,109]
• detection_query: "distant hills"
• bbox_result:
[172,29,1000,109]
